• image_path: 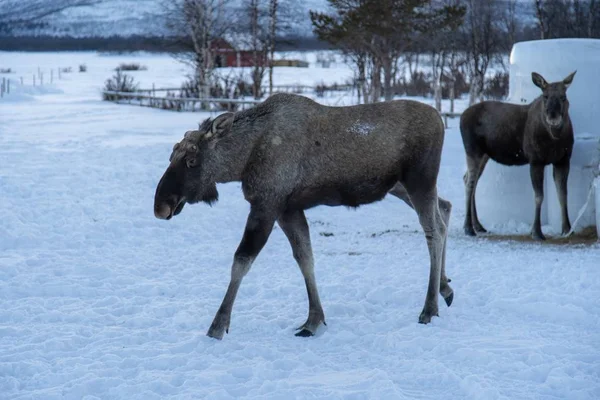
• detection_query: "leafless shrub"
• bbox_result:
[79,64,87,72]
[314,81,347,97]
[178,71,251,111]
[115,63,147,71]
[102,70,139,100]
[441,70,470,99]
[401,71,433,97]
[483,71,509,100]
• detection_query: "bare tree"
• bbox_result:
[428,0,464,111]
[534,0,600,39]
[238,0,296,99]
[502,0,519,53]
[246,0,268,99]
[268,0,278,96]
[0,0,103,34]
[589,0,599,37]
[463,0,502,105]
[162,0,233,104]
[534,0,547,39]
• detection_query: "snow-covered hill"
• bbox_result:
[8,0,330,38]
[7,0,537,39]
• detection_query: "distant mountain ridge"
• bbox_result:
[7,0,330,38]
[7,0,535,39]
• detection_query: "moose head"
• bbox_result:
[154,112,235,220]
[531,71,576,129]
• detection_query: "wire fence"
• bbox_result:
[0,66,74,98]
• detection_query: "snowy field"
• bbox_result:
[1,51,599,400]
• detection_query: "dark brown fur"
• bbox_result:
[154,93,453,339]
[460,71,576,240]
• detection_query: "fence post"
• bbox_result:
[33,75,36,86]
[6,79,9,94]
[58,68,61,80]
[20,76,23,85]
[40,73,44,86]
[1,77,4,98]
[51,70,54,83]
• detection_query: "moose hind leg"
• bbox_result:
[471,155,489,233]
[437,197,454,307]
[389,182,453,306]
[278,209,325,337]
[406,184,445,324]
[207,206,277,340]
[464,154,483,236]
[553,160,571,235]
[529,164,546,240]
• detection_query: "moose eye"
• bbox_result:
[186,158,197,168]
[543,95,548,100]
[561,96,566,101]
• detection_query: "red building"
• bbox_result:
[212,38,268,68]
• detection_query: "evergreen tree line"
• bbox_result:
[310,0,600,105]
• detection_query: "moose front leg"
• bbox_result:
[206,207,277,340]
[278,209,326,337]
[553,159,571,235]
[530,164,546,240]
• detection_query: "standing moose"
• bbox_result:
[460,71,576,240]
[154,93,454,340]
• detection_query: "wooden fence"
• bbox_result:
[440,112,462,128]
[131,83,354,96]
[102,88,462,127]
[102,90,262,112]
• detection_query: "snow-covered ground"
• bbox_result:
[1,51,599,400]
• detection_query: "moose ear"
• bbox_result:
[210,112,234,137]
[531,72,548,90]
[563,70,576,89]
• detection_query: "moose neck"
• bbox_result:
[211,119,258,184]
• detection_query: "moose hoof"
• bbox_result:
[474,225,487,234]
[206,325,228,340]
[418,308,439,324]
[464,226,477,236]
[206,314,230,340]
[295,329,315,337]
[295,318,326,337]
[444,292,454,307]
[531,231,546,241]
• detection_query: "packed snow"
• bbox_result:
[0,51,599,400]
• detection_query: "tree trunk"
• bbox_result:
[589,0,598,37]
[434,79,442,112]
[357,57,366,104]
[250,0,261,99]
[268,0,277,95]
[450,84,455,113]
[382,54,393,101]
[535,0,546,39]
[371,59,382,103]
